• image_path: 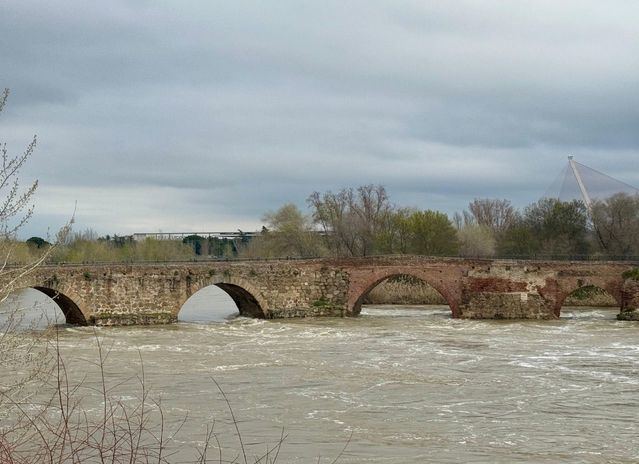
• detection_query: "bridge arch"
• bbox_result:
[349,271,460,317]
[554,276,623,317]
[26,287,89,325]
[178,277,268,320]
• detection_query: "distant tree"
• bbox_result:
[183,234,205,255]
[207,236,235,257]
[500,198,590,257]
[113,234,133,247]
[498,221,539,257]
[376,207,413,254]
[467,198,517,236]
[457,224,496,257]
[71,228,99,242]
[591,193,639,257]
[132,238,194,262]
[405,210,459,256]
[240,203,324,258]
[452,211,472,230]
[25,236,49,249]
[307,184,392,256]
[263,203,317,257]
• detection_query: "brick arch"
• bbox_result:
[31,286,90,325]
[348,269,462,317]
[178,277,269,319]
[552,276,624,317]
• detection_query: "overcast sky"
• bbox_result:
[1,1,638,237]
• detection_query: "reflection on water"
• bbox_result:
[1,294,638,463]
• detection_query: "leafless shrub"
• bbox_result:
[0,87,61,424]
[0,329,184,463]
[0,329,348,463]
[0,88,348,463]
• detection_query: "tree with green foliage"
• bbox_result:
[498,221,539,257]
[207,236,236,258]
[25,236,49,249]
[376,207,413,254]
[500,199,590,257]
[405,210,459,256]
[591,193,639,257]
[183,234,206,255]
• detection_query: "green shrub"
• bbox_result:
[622,268,639,280]
[312,297,331,307]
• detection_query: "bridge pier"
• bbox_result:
[619,278,639,321]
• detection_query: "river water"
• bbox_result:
[2,288,639,463]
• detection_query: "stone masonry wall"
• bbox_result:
[619,279,639,321]
[459,261,629,319]
[17,261,352,325]
[0,257,635,325]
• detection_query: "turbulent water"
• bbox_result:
[3,288,639,463]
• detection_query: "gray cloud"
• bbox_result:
[1,0,638,236]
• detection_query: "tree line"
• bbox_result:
[242,184,639,260]
[12,184,639,263]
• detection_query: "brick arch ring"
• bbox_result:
[553,278,624,317]
[348,271,461,318]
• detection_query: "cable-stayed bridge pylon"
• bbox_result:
[545,156,639,209]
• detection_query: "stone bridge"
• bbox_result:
[5,256,639,325]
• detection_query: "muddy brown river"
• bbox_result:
[2,288,639,463]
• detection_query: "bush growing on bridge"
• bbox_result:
[622,268,639,281]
